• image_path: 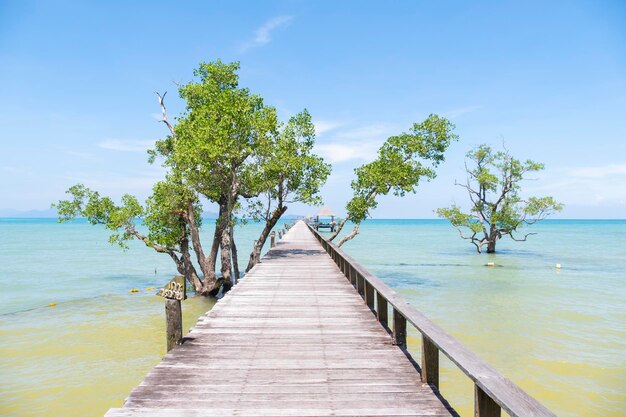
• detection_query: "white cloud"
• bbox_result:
[569,164,626,179]
[335,123,396,141]
[526,164,626,207]
[313,122,397,163]
[97,139,154,152]
[241,15,293,52]
[315,142,379,163]
[442,105,482,119]
[313,120,343,136]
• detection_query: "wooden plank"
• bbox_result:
[106,221,456,417]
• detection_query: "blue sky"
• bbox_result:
[1,0,625,218]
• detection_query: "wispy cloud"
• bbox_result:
[527,164,626,206]
[335,123,397,141]
[569,164,626,179]
[442,105,482,119]
[313,120,343,136]
[97,139,154,152]
[313,122,397,163]
[315,142,380,163]
[241,15,293,52]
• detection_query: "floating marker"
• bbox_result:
[49,302,56,307]
[555,264,561,269]
[130,288,139,293]
[146,287,155,291]
[486,262,495,267]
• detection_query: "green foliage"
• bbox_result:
[153,60,279,203]
[437,144,563,252]
[54,184,141,249]
[53,177,199,251]
[346,114,458,224]
[247,109,331,220]
[143,176,201,248]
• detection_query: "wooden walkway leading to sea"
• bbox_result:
[106,220,555,417]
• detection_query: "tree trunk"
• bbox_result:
[337,222,361,247]
[220,224,233,292]
[486,225,497,253]
[185,202,219,295]
[179,234,203,293]
[246,205,288,272]
[230,223,240,285]
[328,217,349,242]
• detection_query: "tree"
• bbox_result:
[329,114,458,247]
[53,177,206,292]
[245,109,331,271]
[151,60,279,292]
[436,144,563,253]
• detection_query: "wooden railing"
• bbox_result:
[308,224,556,417]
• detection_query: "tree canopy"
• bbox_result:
[55,60,330,296]
[245,109,331,271]
[436,144,563,253]
[330,114,458,246]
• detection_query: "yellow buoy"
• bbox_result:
[129,288,139,293]
[555,264,562,269]
[145,287,155,291]
[486,262,495,267]
[49,302,56,307]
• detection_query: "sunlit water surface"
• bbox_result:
[0,219,624,416]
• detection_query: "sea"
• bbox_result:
[0,218,624,416]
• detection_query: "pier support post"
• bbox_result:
[393,308,407,349]
[270,231,276,248]
[165,298,182,352]
[475,385,501,417]
[422,336,439,387]
[377,293,388,328]
[158,275,186,353]
[365,281,375,310]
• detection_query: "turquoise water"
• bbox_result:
[0,218,625,416]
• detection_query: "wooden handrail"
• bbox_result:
[307,223,556,417]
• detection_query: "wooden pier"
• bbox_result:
[106,220,555,417]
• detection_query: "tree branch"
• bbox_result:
[156,91,177,141]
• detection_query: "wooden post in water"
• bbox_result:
[270,231,276,248]
[376,292,388,328]
[475,385,501,417]
[393,308,407,349]
[422,335,439,387]
[157,275,186,352]
[165,299,182,352]
[365,281,375,310]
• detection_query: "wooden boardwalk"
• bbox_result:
[105,220,456,417]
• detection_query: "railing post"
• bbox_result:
[475,385,501,417]
[421,335,439,387]
[270,231,276,248]
[349,265,357,286]
[376,293,388,328]
[356,272,365,297]
[365,281,375,310]
[393,308,406,349]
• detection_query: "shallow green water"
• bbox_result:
[0,219,624,416]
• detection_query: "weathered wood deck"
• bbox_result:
[105,220,456,417]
